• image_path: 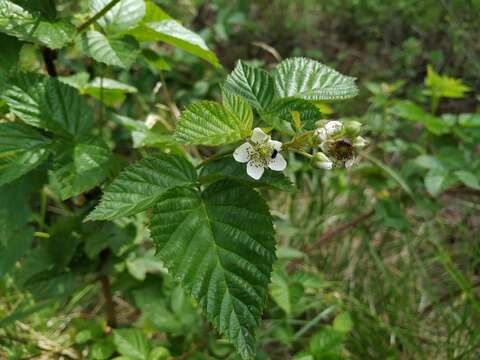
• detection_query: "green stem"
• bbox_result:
[39,188,47,230]
[77,0,121,33]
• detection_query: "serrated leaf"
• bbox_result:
[175,101,251,146]
[76,30,140,69]
[0,0,75,49]
[3,73,95,139]
[129,15,219,67]
[223,90,253,130]
[261,97,321,132]
[199,157,295,192]
[113,329,150,360]
[86,152,197,221]
[49,138,112,200]
[0,122,51,185]
[150,181,276,359]
[273,57,358,101]
[224,61,275,109]
[425,65,470,99]
[90,0,146,34]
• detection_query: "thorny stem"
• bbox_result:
[77,0,121,33]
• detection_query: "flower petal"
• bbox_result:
[269,140,282,151]
[247,160,265,180]
[345,158,355,168]
[268,153,287,171]
[233,142,253,163]
[251,127,269,144]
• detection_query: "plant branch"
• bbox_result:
[77,0,121,33]
[97,249,117,328]
[41,48,57,77]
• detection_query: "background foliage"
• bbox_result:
[1,0,479,359]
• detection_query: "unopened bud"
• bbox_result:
[353,136,368,149]
[313,152,333,170]
[324,120,343,136]
[344,120,362,137]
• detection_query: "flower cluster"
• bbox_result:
[233,121,366,179]
[313,120,367,170]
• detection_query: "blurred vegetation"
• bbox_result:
[1,0,479,359]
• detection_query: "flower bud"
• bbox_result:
[353,136,368,149]
[344,120,362,137]
[313,152,333,170]
[324,120,343,137]
[313,127,328,143]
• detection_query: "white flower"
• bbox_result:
[233,128,287,180]
[314,120,343,142]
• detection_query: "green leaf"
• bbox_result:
[0,0,75,49]
[458,113,480,128]
[454,170,480,190]
[0,122,51,185]
[425,169,446,196]
[175,101,251,146]
[261,97,321,132]
[224,60,275,109]
[76,30,140,69]
[90,0,146,34]
[424,65,470,99]
[199,157,295,192]
[0,33,22,74]
[333,312,353,334]
[129,16,219,67]
[273,57,358,101]
[150,181,276,359]
[92,337,116,360]
[270,267,304,315]
[49,138,112,200]
[86,152,197,221]
[113,329,150,360]
[223,90,253,131]
[0,226,33,277]
[388,101,450,135]
[81,77,138,106]
[3,73,95,139]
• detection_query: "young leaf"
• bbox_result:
[175,101,251,146]
[224,60,275,109]
[0,122,51,186]
[3,73,95,139]
[76,30,140,69]
[150,181,276,359]
[424,65,470,99]
[223,90,253,130]
[261,97,322,131]
[199,157,295,192]
[273,57,358,101]
[49,138,112,200]
[113,329,150,360]
[90,0,146,34]
[86,152,197,221]
[0,0,75,49]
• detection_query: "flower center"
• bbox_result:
[251,142,274,166]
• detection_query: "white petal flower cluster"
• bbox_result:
[233,128,287,180]
[313,120,367,169]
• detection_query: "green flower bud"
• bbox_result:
[353,136,368,149]
[344,120,362,138]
